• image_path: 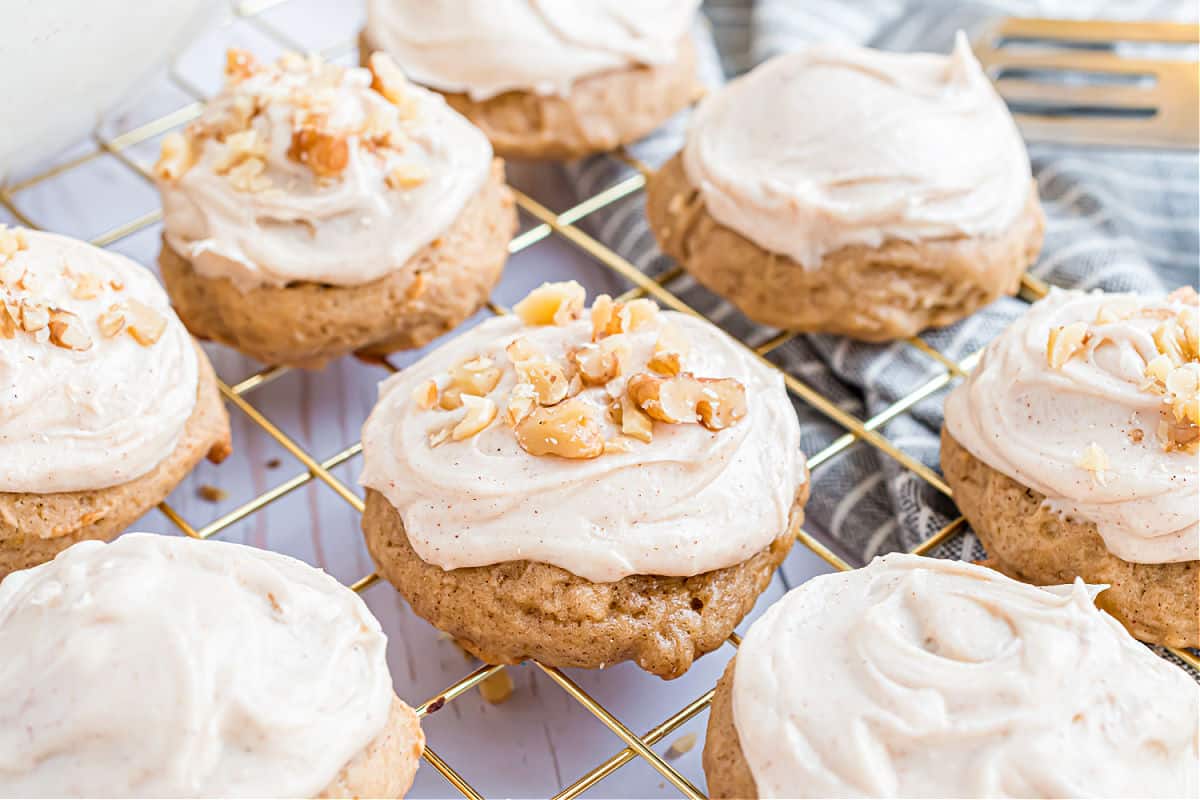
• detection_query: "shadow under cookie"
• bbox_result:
[940,427,1199,648]
[362,484,808,680]
[646,153,1046,341]
[360,33,700,161]
[160,160,515,369]
[0,344,231,577]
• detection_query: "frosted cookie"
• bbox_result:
[942,287,1199,647]
[704,554,1199,799]
[360,0,701,160]
[0,534,422,798]
[156,50,515,369]
[647,34,1044,341]
[360,282,808,678]
[0,229,230,577]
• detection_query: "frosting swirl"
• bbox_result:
[0,229,199,494]
[360,288,806,583]
[733,554,1200,798]
[363,0,699,101]
[0,533,394,797]
[682,33,1031,268]
[945,288,1199,564]
[157,51,492,290]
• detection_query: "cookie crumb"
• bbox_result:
[478,668,514,705]
[266,458,281,469]
[197,484,227,502]
[666,732,697,759]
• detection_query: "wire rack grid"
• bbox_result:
[2,3,1196,798]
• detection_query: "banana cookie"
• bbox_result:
[942,287,1199,647]
[704,555,1199,799]
[647,34,1044,341]
[155,49,515,369]
[0,229,230,577]
[360,282,808,678]
[0,534,423,798]
[361,0,701,160]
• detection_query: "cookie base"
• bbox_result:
[360,33,700,161]
[940,427,1198,647]
[702,657,759,800]
[0,343,232,578]
[160,159,515,369]
[646,152,1045,341]
[317,695,424,799]
[362,482,809,680]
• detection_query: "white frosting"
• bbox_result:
[0,230,198,494]
[945,288,1199,564]
[732,554,1200,798]
[682,33,1031,268]
[363,0,699,101]
[159,54,492,290]
[360,310,806,583]
[0,533,394,798]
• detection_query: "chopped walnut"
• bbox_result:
[0,301,16,339]
[1076,442,1110,483]
[450,356,503,397]
[619,393,653,443]
[627,372,747,431]
[505,382,538,427]
[451,395,497,440]
[513,281,586,326]
[1045,321,1089,369]
[439,387,465,411]
[429,425,452,448]
[515,358,569,406]
[568,336,631,385]
[227,157,271,193]
[412,379,438,410]
[648,322,688,376]
[386,162,429,190]
[288,127,349,179]
[368,52,417,119]
[96,305,127,338]
[590,294,617,340]
[214,129,267,175]
[0,226,27,263]
[515,397,605,459]
[603,437,636,455]
[617,299,658,333]
[47,309,92,351]
[67,269,103,301]
[155,131,195,181]
[19,300,49,333]
[505,336,542,364]
[225,49,259,83]
[124,299,167,346]
[1153,319,1188,366]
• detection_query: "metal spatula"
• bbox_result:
[973,18,1198,149]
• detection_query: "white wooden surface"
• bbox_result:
[2,3,836,797]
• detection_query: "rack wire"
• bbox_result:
[3,3,1196,798]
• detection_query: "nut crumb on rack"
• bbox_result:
[666,732,697,759]
[198,485,228,503]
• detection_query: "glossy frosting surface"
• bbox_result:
[0,230,198,494]
[683,33,1031,267]
[0,534,393,797]
[733,554,1200,798]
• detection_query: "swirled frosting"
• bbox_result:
[0,229,198,494]
[0,533,394,797]
[682,32,1031,268]
[363,0,699,101]
[732,554,1200,798]
[360,291,806,583]
[945,288,1199,564]
[158,51,492,290]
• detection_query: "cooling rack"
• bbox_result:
[3,2,1196,798]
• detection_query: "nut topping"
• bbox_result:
[412,379,438,410]
[386,162,429,190]
[619,393,653,443]
[513,281,586,326]
[452,395,497,440]
[515,397,605,459]
[0,226,27,264]
[1046,321,1089,369]
[627,373,747,431]
[19,300,49,333]
[648,322,688,376]
[1075,442,1109,483]
[450,356,503,397]
[368,52,416,118]
[505,383,538,428]
[96,305,127,338]
[47,309,92,352]
[568,336,630,385]
[124,299,167,346]
[515,358,569,406]
[288,127,349,179]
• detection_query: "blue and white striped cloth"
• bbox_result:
[565,0,1199,574]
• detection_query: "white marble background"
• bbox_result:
[1,2,836,797]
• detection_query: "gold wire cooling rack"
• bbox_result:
[2,3,1197,798]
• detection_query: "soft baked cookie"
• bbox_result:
[647,34,1045,341]
[0,229,230,578]
[704,554,1199,799]
[942,287,1199,647]
[360,282,808,678]
[0,534,423,798]
[155,49,515,369]
[360,0,701,160]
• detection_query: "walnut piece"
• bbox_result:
[505,382,538,427]
[368,52,416,119]
[1075,442,1109,483]
[589,294,660,340]
[515,357,569,406]
[619,393,653,442]
[627,372,747,431]
[450,356,503,397]
[568,336,631,385]
[288,127,349,179]
[412,379,438,410]
[648,322,688,376]
[0,226,27,263]
[515,397,605,459]
[227,157,271,193]
[0,301,17,339]
[67,269,103,301]
[451,395,497,441]
[386,162,429,190]
[96,305,127,338]
[19,300,49,333]
[1046,321,1089,369]
[225,48,259,83]
[124,299,167,346]
[513,281,586,326]
[47,309,92,351]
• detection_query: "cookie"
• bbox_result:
[360,0,701,159]
[0,534,423,798]
[703,555,1199,798]
[360,282,809,678]
[943,287,1199,647]
[0,229,231,578]
[154,50,515,369]
[647,35,1044,340]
